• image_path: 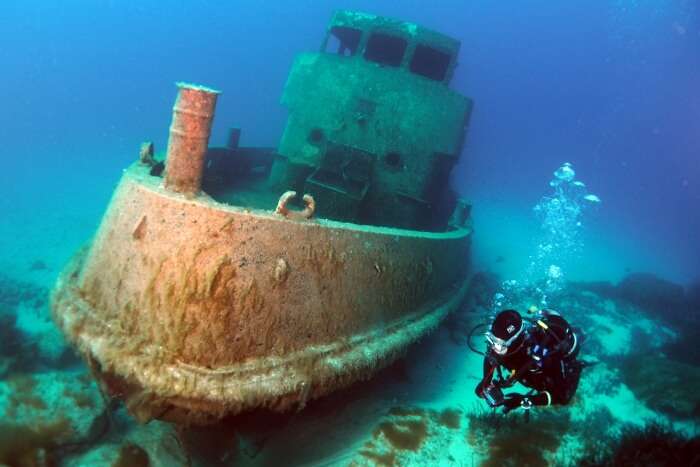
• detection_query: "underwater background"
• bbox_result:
[0,1,698,466]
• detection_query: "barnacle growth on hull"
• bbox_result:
[51,10,474,425]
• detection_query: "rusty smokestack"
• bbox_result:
[164,82,220,196]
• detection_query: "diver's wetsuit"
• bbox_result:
[477,311,582,408]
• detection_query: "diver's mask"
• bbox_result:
[485,322,525,355]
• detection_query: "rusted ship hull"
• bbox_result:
[51,164,470,424]
[52,10,475,425]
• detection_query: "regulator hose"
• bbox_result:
[467,321,490,356]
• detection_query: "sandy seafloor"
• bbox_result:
[1,152,699,466]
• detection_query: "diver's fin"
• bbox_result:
[578,359,599,369]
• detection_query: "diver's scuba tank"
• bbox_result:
[525,306,579,358]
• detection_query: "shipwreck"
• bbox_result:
[51,10,474,425]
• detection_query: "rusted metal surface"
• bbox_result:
[164,83,220,196]
[51,164,471,424]
[275,190,316,220]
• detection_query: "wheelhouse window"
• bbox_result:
[326,26,362,56]
[364,33,407,67]
[410,44,451,81]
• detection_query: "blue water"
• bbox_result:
[0,1,699,465]
[2,0,697,284]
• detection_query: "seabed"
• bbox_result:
[2,271,700,465]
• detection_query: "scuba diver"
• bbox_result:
[474,308,584,414]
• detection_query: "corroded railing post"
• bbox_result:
[164,82,220,196]
[448,198,471,229]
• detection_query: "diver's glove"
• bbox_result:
[501,394,530,413]
[475,380,486,398]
